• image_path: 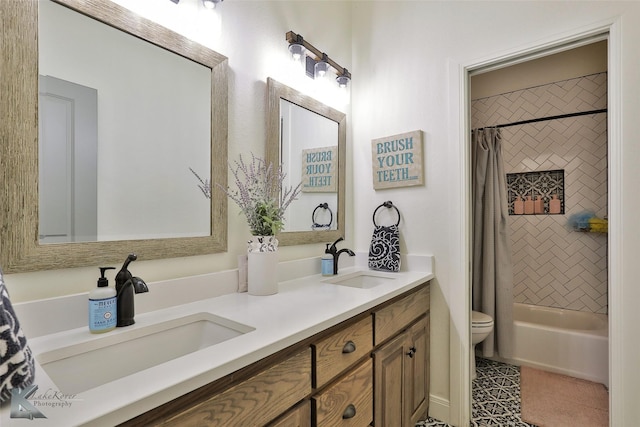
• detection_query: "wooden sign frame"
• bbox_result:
[371,130,424,190]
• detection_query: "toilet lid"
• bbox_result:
[472,310,493,324]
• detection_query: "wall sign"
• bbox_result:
[301,146,337,192]
[372,130,424,190]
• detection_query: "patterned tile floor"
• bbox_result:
[416,358,537,427]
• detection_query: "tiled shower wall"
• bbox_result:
[471,73,608,314]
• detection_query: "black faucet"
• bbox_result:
[327,237,355,275]
[115,253,149,327]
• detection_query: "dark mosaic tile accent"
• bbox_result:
[416,358,537,427]
[507,169,565,215]
[416,418,451,427]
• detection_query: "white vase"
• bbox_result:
[247,236,279,296]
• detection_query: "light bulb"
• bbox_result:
[336,74,350,88]
[289,43,305,61]
[202,0,219,9]
[314,54,330,80]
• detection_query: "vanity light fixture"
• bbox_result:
[170,0,223,8]
[202,0,223,9]
[288,34,305,61]
[336,69,351,88]
[286,30,352,88]
[314,53,330,79]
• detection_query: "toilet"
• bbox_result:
[471,310,494,379]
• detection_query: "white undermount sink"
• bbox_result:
[35,312,254,394]
[323,270,398,289]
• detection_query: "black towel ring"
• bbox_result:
[312,203,333,230]
[372,201,401,227]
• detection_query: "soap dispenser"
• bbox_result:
[321,244,334,276]
[513,196,524,214]
[524,195,534,214]
[89,267,117,334]
[534,194,545,214]
[549,194,561,214]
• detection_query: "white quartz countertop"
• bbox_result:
[1,255,433,426]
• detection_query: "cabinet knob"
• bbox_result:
[342,340,356,354]
[342,404,356,419]
[407,346,417,358]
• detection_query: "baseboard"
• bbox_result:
[428,394,451,424]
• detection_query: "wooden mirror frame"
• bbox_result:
[0,0,228,273]
[266,78,346,246]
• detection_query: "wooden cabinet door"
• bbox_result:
[373,333,407,427]
[374,315,430,427]
[406,315,430,425]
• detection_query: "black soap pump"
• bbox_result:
[89,267,117,333]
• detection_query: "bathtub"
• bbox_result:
[509,302,609,386]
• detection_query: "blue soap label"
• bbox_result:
[321,258,333,276]
[89,296,117,331]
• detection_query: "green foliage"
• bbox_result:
[251,200,284,236]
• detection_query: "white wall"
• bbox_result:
[351,1,640,425]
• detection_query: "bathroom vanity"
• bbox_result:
[122,281,429,426]
[2,255,433,426]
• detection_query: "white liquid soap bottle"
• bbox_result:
[322,244,334,276]
[89,267,117,334]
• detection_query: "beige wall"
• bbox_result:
[471,40,607,100]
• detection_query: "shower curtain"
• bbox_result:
[472,128,514,358]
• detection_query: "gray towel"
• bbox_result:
[0,267,35,402]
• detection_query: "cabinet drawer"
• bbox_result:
[165,348,312,426]
[269,400,311,427]
[313,359,373,427]
[374,284,429,345]
[312,316,372,388]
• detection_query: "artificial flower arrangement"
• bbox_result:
[191,153,301,237]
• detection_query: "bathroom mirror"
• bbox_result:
[266,78,346,246]
[38,0,214,244]
[0,0,228,273]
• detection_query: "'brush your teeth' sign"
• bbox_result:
[372,130,424,190]
[301,146,337,192]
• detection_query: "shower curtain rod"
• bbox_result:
[473,108,607,131]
